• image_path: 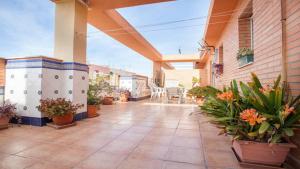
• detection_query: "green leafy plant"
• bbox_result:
[237,48,253,60]
[37,98,83,118]
[87,94,101,105]
[90,76,113,97]
[188,86,220,98]
[201,73,300,143]
[87,83,102,105]
[178,83,185,88]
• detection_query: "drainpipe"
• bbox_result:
[280,0,287,83]
[206,45,215,87]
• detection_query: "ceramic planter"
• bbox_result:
[0,116,9,129]
[233,140,296,166]
[103,96,114,105]
[52,113,74,126]
[238,55,254,66]
[87,105,99,118]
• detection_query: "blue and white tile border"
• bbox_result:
[5,56,89,126]
[6,57,89,72]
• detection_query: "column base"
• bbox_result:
[11,112,88,127]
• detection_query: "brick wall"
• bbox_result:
[205,0,300,98]
[238,18,252,48]
[205,0,300,167]
[286,0,300,97]
[285,0,300,167]
[214,0,284,87]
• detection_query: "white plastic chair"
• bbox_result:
[150,86,158,100]
[166,87,184,104]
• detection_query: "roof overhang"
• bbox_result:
[203,0,239,47]
[52,0,175,69]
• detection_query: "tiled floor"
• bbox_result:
[0,101,244,169]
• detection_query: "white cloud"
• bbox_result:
[0,0,55,58]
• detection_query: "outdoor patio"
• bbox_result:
[0,101,243,169]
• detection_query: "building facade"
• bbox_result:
[200,0,300,167]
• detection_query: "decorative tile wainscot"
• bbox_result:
[5,56,88,126]
[119,75,150,101]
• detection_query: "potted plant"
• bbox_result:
[87,95,101,118]
[201,73,300,166]
[93,76,114,105]
[87,83,102,118]
[188,86,219,104]
[102,84,114,105]
[213,63,223,76]
[37,98,83,126]
[103,96,114,105]
[237,48,254,66]
[119,90,130,102]
[0,102,18,129]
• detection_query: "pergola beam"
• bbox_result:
[160,54,200,62]
[51,0,175,70]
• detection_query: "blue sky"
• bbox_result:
[0,0,210,76]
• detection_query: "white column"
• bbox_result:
[4,0,89,126]
[53,0,89,120]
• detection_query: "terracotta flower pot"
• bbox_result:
[233,140,297,166]
[0,116,9,128]
[119,93,128,102]
[52,113,74,126]
[103,97,114,105]
[87,105,99,118]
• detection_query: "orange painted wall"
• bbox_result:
[0,59,6,86]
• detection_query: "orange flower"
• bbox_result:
[240,109,266,126]
[256,115,266,124]
[217,91,234,101]
[240,108,256,120]
[259,85,273,94]
[281,104,295,118]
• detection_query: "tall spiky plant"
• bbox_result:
[200,73,300,143]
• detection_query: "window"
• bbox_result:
[238,0,254,67]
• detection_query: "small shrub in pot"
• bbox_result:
[0,102,18,128]
[37,98,83,125]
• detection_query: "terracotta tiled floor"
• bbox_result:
[0,101,245,169]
